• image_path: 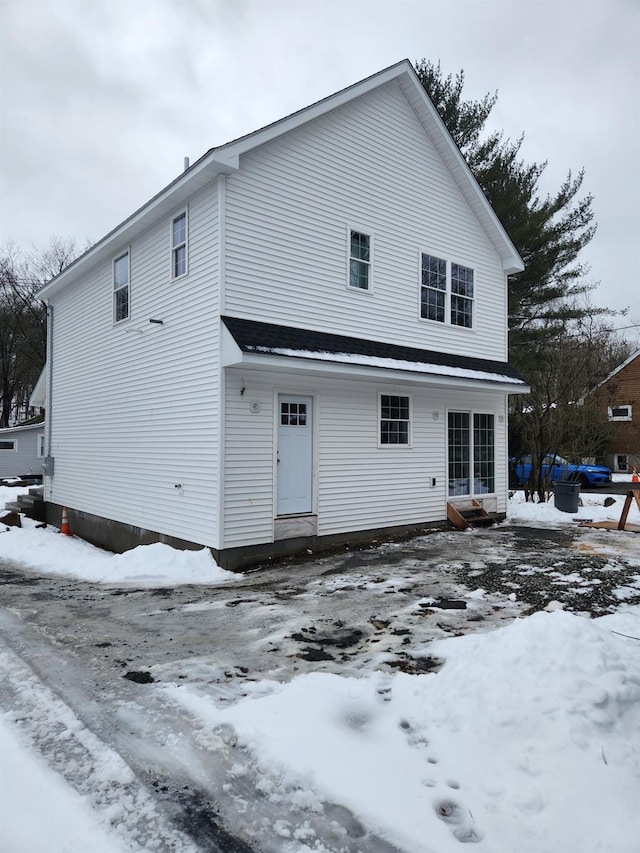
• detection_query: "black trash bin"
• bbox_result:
[552,481,581,513]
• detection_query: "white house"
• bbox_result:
[0,420,45,481]
[38,60,528,568]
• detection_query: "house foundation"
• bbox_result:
[44,502,504,573]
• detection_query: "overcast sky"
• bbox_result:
[1,0,638,336]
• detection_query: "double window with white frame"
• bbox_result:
[113,251,130,323]
[420,253,474,328]
[171,211,188,279]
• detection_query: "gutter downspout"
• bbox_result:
[44,303,54,486]
[216,173,227,550]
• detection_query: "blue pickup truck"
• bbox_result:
[512,454,612,488]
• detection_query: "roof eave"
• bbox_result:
[38,152,239,300]
[224,348,529,394]
[39,58,524,298]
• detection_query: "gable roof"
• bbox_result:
[222,316,529,390]
[593,349,640,392]
[39,60,523,300]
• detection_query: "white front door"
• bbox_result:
[277,394,313,516]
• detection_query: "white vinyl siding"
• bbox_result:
[46,183,222,547]
[223,367,507,547]
[224,80,507,362]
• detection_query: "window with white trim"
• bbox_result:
[113,251,130,322]
[37,434,45,457]
[614,454,629,472]
[380,394,410,445]
[0,439,16,451]
[608,404,632,421]
[420,253,474,328]
[171,211,187,278]
[349,230,371,290]
[448,411,494,496]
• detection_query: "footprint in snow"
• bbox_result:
[434,798,483,844]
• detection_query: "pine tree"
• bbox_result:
[414,59,599,374]
[414,60,624,498]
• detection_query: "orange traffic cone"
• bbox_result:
[632,467,639,484]
[60,506,70,535]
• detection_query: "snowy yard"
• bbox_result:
[1,482,639,852]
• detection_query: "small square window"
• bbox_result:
[281,402,307,426]
[349,230,371,290]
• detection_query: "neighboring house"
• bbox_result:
[37,60,528,569]
[590,349,640,473]
[0,419,45,481]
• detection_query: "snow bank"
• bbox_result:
[0,517,239,586]
[167,607,640,853]
[507,488,635,526]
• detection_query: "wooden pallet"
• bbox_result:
[447,500,497,531]
[579,487,640,533]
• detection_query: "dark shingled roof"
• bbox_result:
[222,316,527,385]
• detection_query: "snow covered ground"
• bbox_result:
[1,480,639,852]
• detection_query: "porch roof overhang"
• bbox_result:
[222,317,530,394]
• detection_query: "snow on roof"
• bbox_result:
[251,345,524,385]
[223,316,529,388]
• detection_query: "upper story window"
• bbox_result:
[0,439,16,451]
[113,251,130,322]
[608,405,632,422]
[451,263,474,328]
[420,254,446,322]
[172,211,188,278]
[380,394,410,445]
[420,253,474,328]
[349,230,371,291]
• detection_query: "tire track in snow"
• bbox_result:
[0,606,404,852]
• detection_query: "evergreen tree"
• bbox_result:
[414,60,600,374]
[414,60,625,499]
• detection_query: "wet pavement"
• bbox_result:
[1,521,639,850]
